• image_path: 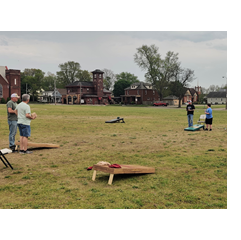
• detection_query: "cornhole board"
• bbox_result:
[92,164,155,185]
[105,118,125,123]
[184,124,204,131]
[15,141,60,150]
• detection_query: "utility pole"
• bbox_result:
[54,78,56,105]
[222,76,227,110]
[79,82,81,105]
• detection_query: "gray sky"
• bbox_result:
[0,31,227,89]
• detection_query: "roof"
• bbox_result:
[57,88,67,95]
[125,82,153,90]
[163,95,179,100]
[91,69,104,74]
[66,81,94,87]
[103,88,111,93]
[207,92,227,98]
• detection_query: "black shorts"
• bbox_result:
[205,118,213,125]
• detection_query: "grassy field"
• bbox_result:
[0,104,227,209]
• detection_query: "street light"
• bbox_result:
[222,76,227,110]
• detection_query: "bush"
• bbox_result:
[131,101,135,104]
[17,99,21,104]
[7,97,11,102]
[1,98,6,104]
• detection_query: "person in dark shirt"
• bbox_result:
[186,101,195,127]
[6,93,20,152]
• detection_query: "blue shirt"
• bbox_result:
[206,108,213,119]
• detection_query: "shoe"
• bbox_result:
[25,151,33,154]
[19,151,25,154]
[209,129,212,131]
[204,128,208,131]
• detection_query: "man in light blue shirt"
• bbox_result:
[16,94,37,154]
[204,104,213,131]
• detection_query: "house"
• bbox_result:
[61,69,112,104]
[162,95,181,106]
[0,66,21,101]
[38,88,66,103]
[206,89,227,105]
[121,82,160,105]
[183,86,201,103]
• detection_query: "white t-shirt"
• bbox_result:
[16,102,31,125]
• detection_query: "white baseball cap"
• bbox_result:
[11,93,20,98]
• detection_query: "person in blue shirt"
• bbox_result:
[204,104,213,131]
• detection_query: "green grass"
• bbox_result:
[0,104,227,209]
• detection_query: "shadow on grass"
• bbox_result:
[94,173,153,184]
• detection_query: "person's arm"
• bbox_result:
[8,107,17,114]
[26,113,36,120]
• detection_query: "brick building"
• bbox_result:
[61,69,112,104]
[0,66,21,101]
[121,82,160,105]
[183,86,201,103]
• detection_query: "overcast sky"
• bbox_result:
[0,31,227,89]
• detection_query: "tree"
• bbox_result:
[76,70,92,82]
[102,68,116,90]
[170,68,195,107]
[116,72,139,84]
[42,72,58,91]
[134,45,181,100]
[57,61,82,86]
[113,72,140,97]
[113,79,132,97]
[21,69,45,102]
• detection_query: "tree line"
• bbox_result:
[19,44,223,104]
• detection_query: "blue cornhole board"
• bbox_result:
[184,124,204,131]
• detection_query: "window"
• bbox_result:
[137,90,139,95]
[153,91,155,95]
[99,74,101,78]
[0,84,2,97]
[87,88,89,92]
[145,90,147,95]
[15,79,16,85]
[127,90,129,95]
[94,74,96,78]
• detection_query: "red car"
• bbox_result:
[153,101,169,106]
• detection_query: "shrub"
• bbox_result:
[1,98,6,104]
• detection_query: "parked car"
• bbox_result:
[153,101,169,106]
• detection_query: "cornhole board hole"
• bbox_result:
[105,117,125,123]
[92,164,155,185]
[184,124,204,131]
[15,141,60,151]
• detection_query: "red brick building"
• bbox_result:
[0,66,21,101]
[62,69,112,104]
[121,82,160,105]
[182,86,201,103]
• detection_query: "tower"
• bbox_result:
[6,68,21,97]
[91,69,104,99]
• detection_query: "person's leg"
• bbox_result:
[23,137,28,151]
[190,114,193,127]
[20,136,24,150]
[187,115,191,127]
[8,120,16,148]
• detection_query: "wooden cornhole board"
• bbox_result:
[15,141,60,150]
[184,124,204,131]
[105,117,125,123]
[92,164,155,185]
